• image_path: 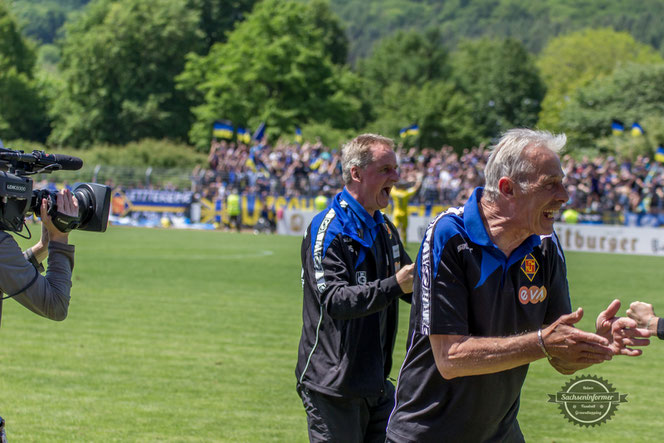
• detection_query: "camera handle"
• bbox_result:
[43,195,81,233]
[50,211,81,233]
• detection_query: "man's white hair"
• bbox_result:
[483,128,566,201]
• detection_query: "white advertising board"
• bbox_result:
[553,223,664,256]
[278,210,664,257]
[277,209,316,236]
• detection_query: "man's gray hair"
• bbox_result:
[483,128,566,201]
[341,134,395,184]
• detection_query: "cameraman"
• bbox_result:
[0,188,78,323]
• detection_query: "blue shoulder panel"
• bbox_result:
[417,207,465,281]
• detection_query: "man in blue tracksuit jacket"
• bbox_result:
[296,134,415,443]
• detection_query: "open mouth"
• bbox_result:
[382,187,391,198]
[543,210,556,219]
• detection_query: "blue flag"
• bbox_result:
[237,127,251,144]
[252,122,266,142]
[213,120,233,140]
[400,124,419,138]
[631,122,645,137]
[611,119,624,135]
[656,146,664,163]
[295,127,303,144]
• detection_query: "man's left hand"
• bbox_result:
[596,299,650,356]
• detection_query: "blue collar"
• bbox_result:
[465,187,542,289]
[464,187,492,247]
[340,188,385,230]
[464,187,541,258]
[329,188,385,248]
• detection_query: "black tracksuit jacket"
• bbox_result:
[296,190,412,398]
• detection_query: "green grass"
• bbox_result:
[0,226,663,441]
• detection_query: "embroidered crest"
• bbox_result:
[457,243,473,253]
[520,253,539,282]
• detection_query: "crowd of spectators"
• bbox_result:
[193,137,664,222]
[192,138,344,203]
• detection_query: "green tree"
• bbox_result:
[186,0,257,51]
[9,0,91,44]
[358,28,449,110]
[0,1,49,141]
[357,29,478,148]
[306,0,349,65]
[49,0,203,147]
[559,63,664,148]
[366,81,476,149]
[452,37,545,140]
[330,0,664,62]
[178,0,360,150]
[537,28,662,131]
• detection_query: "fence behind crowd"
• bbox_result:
[38,165,195,191]
[112,188,664,229]
[109,188,451,229]
[104,187,664,256]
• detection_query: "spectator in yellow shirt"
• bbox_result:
[391,174,422,243]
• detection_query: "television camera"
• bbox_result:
[0,145,111,234]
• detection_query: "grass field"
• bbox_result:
[1,226,663,442]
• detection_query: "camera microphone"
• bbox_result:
[0,149,83,171]
[35,152,83,171]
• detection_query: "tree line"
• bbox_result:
[2,0,664,160]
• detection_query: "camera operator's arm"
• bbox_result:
[1,189,77,321]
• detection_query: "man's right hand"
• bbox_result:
[627,301,658,335]
[396,263,415,293]
[541,308,613,368]
[40,188,79,245]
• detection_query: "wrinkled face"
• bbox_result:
[512,147,569,236]
[352,143,399,214]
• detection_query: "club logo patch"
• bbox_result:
[356,271,367,285]
[518,285,547,304]
[520,253,539,282]
[457,243,473,253]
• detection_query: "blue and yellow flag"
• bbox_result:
[631,122,645,137]
[245,155,257,172]
[295,127,303,144]
[656,146,664,163]
[611,119,624,135]
[310,157,323,170]
[237,127,251,144]
[213,120,233,140]
[400,124,419,138]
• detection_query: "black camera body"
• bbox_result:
[0,146,111,233]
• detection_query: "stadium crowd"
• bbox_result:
[193,137,664,223]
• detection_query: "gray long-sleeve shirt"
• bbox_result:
[0,231,75,324]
